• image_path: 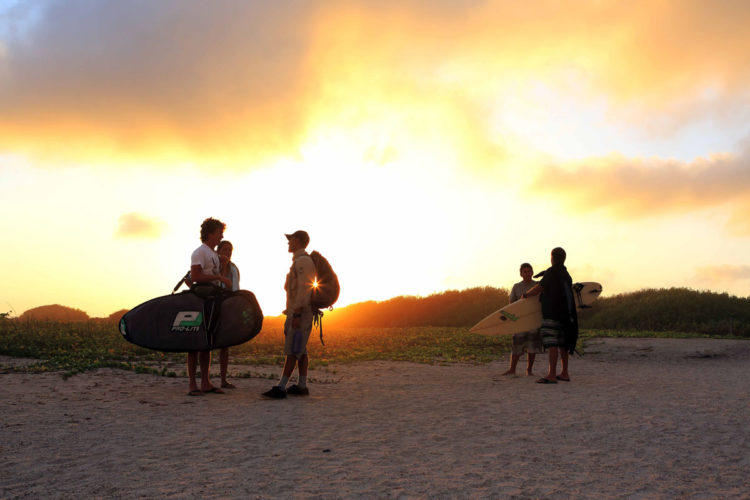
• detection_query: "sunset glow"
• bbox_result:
[2,1,750,317]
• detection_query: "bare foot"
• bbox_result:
[221,382,237,389]
[526,371,534,376]
[501,369,516,376]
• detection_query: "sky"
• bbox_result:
[2,0,750,318]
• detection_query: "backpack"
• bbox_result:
[309,250,340,310]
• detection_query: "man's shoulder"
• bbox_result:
[191,244,204,258]
[294,253,315,271]
[192,244,211,256]
[295,252,314,263]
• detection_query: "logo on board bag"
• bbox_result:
[171,311,203,332]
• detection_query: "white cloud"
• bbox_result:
[115,212,166,239]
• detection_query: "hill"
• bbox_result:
[322,286,749,337]
[325,287,509,328]
[577,287,750,336]
[20,304,90,322]
[18,287,750,337]
[106,309,130,322]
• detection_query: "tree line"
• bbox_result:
[324,286,750,336]
[12,287,750,337]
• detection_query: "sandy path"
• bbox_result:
[1,337,749,499]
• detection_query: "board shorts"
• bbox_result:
[540,319,566,349]
[511,330,543,355]
[283,310,314,358]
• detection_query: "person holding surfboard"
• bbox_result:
[186,217,232,396]
[263,230,316,399]
[522,247,578,384]
[216,240,240,390]
[502,263,543,377]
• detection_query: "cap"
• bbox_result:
[285,230,310,247]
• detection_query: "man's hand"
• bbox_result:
[292,308,302,329]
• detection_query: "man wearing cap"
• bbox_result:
[263,230,316,399]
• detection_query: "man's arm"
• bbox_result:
[190,264,232,288]
[290,257,316,313]
[522,284,542,298]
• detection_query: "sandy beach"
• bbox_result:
[1,337,749,499]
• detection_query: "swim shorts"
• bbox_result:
[540,319,567,349]
[511,330,543,355]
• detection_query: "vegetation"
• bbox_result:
[2,286,747,378]
[324,286,748,337]
[0,318,172,379]
[0,318,512,378]
[20,304,90,321]
[577,288,750,337]
[325,286,509,328]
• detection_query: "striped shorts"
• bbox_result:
[511,330,543,355]
[540,319,566,348]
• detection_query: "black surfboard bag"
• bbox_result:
[119,285,263,352]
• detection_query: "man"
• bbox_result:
[522,247,578,384]
[186,217,232,396]
[263,230,316,399]
[502,263,542,376]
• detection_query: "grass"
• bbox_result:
[0,319,513,378]
[0,319,745,379]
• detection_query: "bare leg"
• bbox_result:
[220,348,235,388]
[502,354,520,375]
[558,349,570,380]
[187,352,199,392]
[282,355,298,378]
[298,353,309,378]
[526,353,536,376]
[199,350,214,392]
[544,347,558,382]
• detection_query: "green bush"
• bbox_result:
[577,288,750,337]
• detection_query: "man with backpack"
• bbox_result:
[263,230,316,399]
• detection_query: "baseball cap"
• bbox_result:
[285,230,310,247]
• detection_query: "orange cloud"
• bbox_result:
[527,148,750,229]
[694,265,750,294]
[1,1,749,168]
[115,212,165,239]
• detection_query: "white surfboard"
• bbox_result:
[469,282,602,336]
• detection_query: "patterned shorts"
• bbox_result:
[540,319,566,348]
[511,330,543,355]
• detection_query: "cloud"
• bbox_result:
[115,212,166,239]
[694,265,750,294]
[527,148,750,233]
[0,1,318,166]
[1,1,750,168]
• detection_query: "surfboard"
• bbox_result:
[469,282,602,336]
[119,287,263,352]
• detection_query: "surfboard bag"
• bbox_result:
[119,285,263,352]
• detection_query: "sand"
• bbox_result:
[1,337,749,499]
